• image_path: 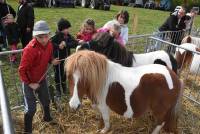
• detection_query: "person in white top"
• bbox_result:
[103,10,129,45]
[185,8,198,33]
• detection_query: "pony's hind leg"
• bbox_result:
[97,104,110,133]
[163,107,178,134]
[152,122,165,134]
[151,105,168,134]
[153,106,178,134]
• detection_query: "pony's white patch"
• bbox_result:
[69,70,81,109]
[107,61,174,118]
[152,122,165,134]
[133,50,172,70]
[190,54,200,74]
[182,36,200,48]
[175,43,197,55]
[76,45,82,52]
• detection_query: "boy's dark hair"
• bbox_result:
[57,18,71,31]
[115,10,129,24]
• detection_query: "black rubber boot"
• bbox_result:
[56,84,61,97]
[62,82,67,95]
[24,113,33,134]
[43,106,53,122]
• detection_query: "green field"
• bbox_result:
[9,0,200,36]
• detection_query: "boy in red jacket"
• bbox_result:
[18,20,60,133]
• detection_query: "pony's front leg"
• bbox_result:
[97,104,110,133]
[91,104,104,129]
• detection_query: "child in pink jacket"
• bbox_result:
[76,18,96,43]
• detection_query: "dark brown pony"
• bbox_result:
[65,50,183,134]
[76,32,178,74]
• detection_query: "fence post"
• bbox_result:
[0,63,15,134]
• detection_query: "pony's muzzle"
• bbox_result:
[69,98,81,110]
[69,104,81,111]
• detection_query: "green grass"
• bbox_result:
[8,0,200,36]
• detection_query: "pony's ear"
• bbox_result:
[77,42,90,50]
[82,43,90,49]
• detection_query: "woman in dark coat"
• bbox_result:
[17,0,34,48]
[0,0,16,51]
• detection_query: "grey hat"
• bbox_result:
[33,20,50,36]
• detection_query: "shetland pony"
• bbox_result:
[65,50,183,134]
[76,32,178,74]
[175,43,200,73]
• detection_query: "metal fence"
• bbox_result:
[127,29,200,106]
[0,63,15,134]
[148,36,200,106]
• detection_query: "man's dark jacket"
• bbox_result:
[0,3,16,30]
[16,3,34,32]
[159,12,186,31]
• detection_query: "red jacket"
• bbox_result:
[76,31,96,42]
[18,38,53,84]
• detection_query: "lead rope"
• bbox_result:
[32,58,67,110]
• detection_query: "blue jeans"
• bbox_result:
[22,79,50,116]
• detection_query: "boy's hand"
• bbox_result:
[29,83,40,90]
[59,41,66,49]
[52,58,60,65]
[78,40,85,43]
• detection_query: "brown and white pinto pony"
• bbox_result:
[65,50,183,134]
[175,43,200,74]
[181,35,200,48]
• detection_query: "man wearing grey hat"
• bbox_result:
[18,20,60,133]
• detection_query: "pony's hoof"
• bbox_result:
[97,127,109,133]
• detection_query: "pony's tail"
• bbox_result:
[163,80,184,134]
[181,36,192,44]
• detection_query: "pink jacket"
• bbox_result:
[115,36,125,47]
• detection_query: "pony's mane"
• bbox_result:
[65,50,107,103]
[91,32,134,67]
